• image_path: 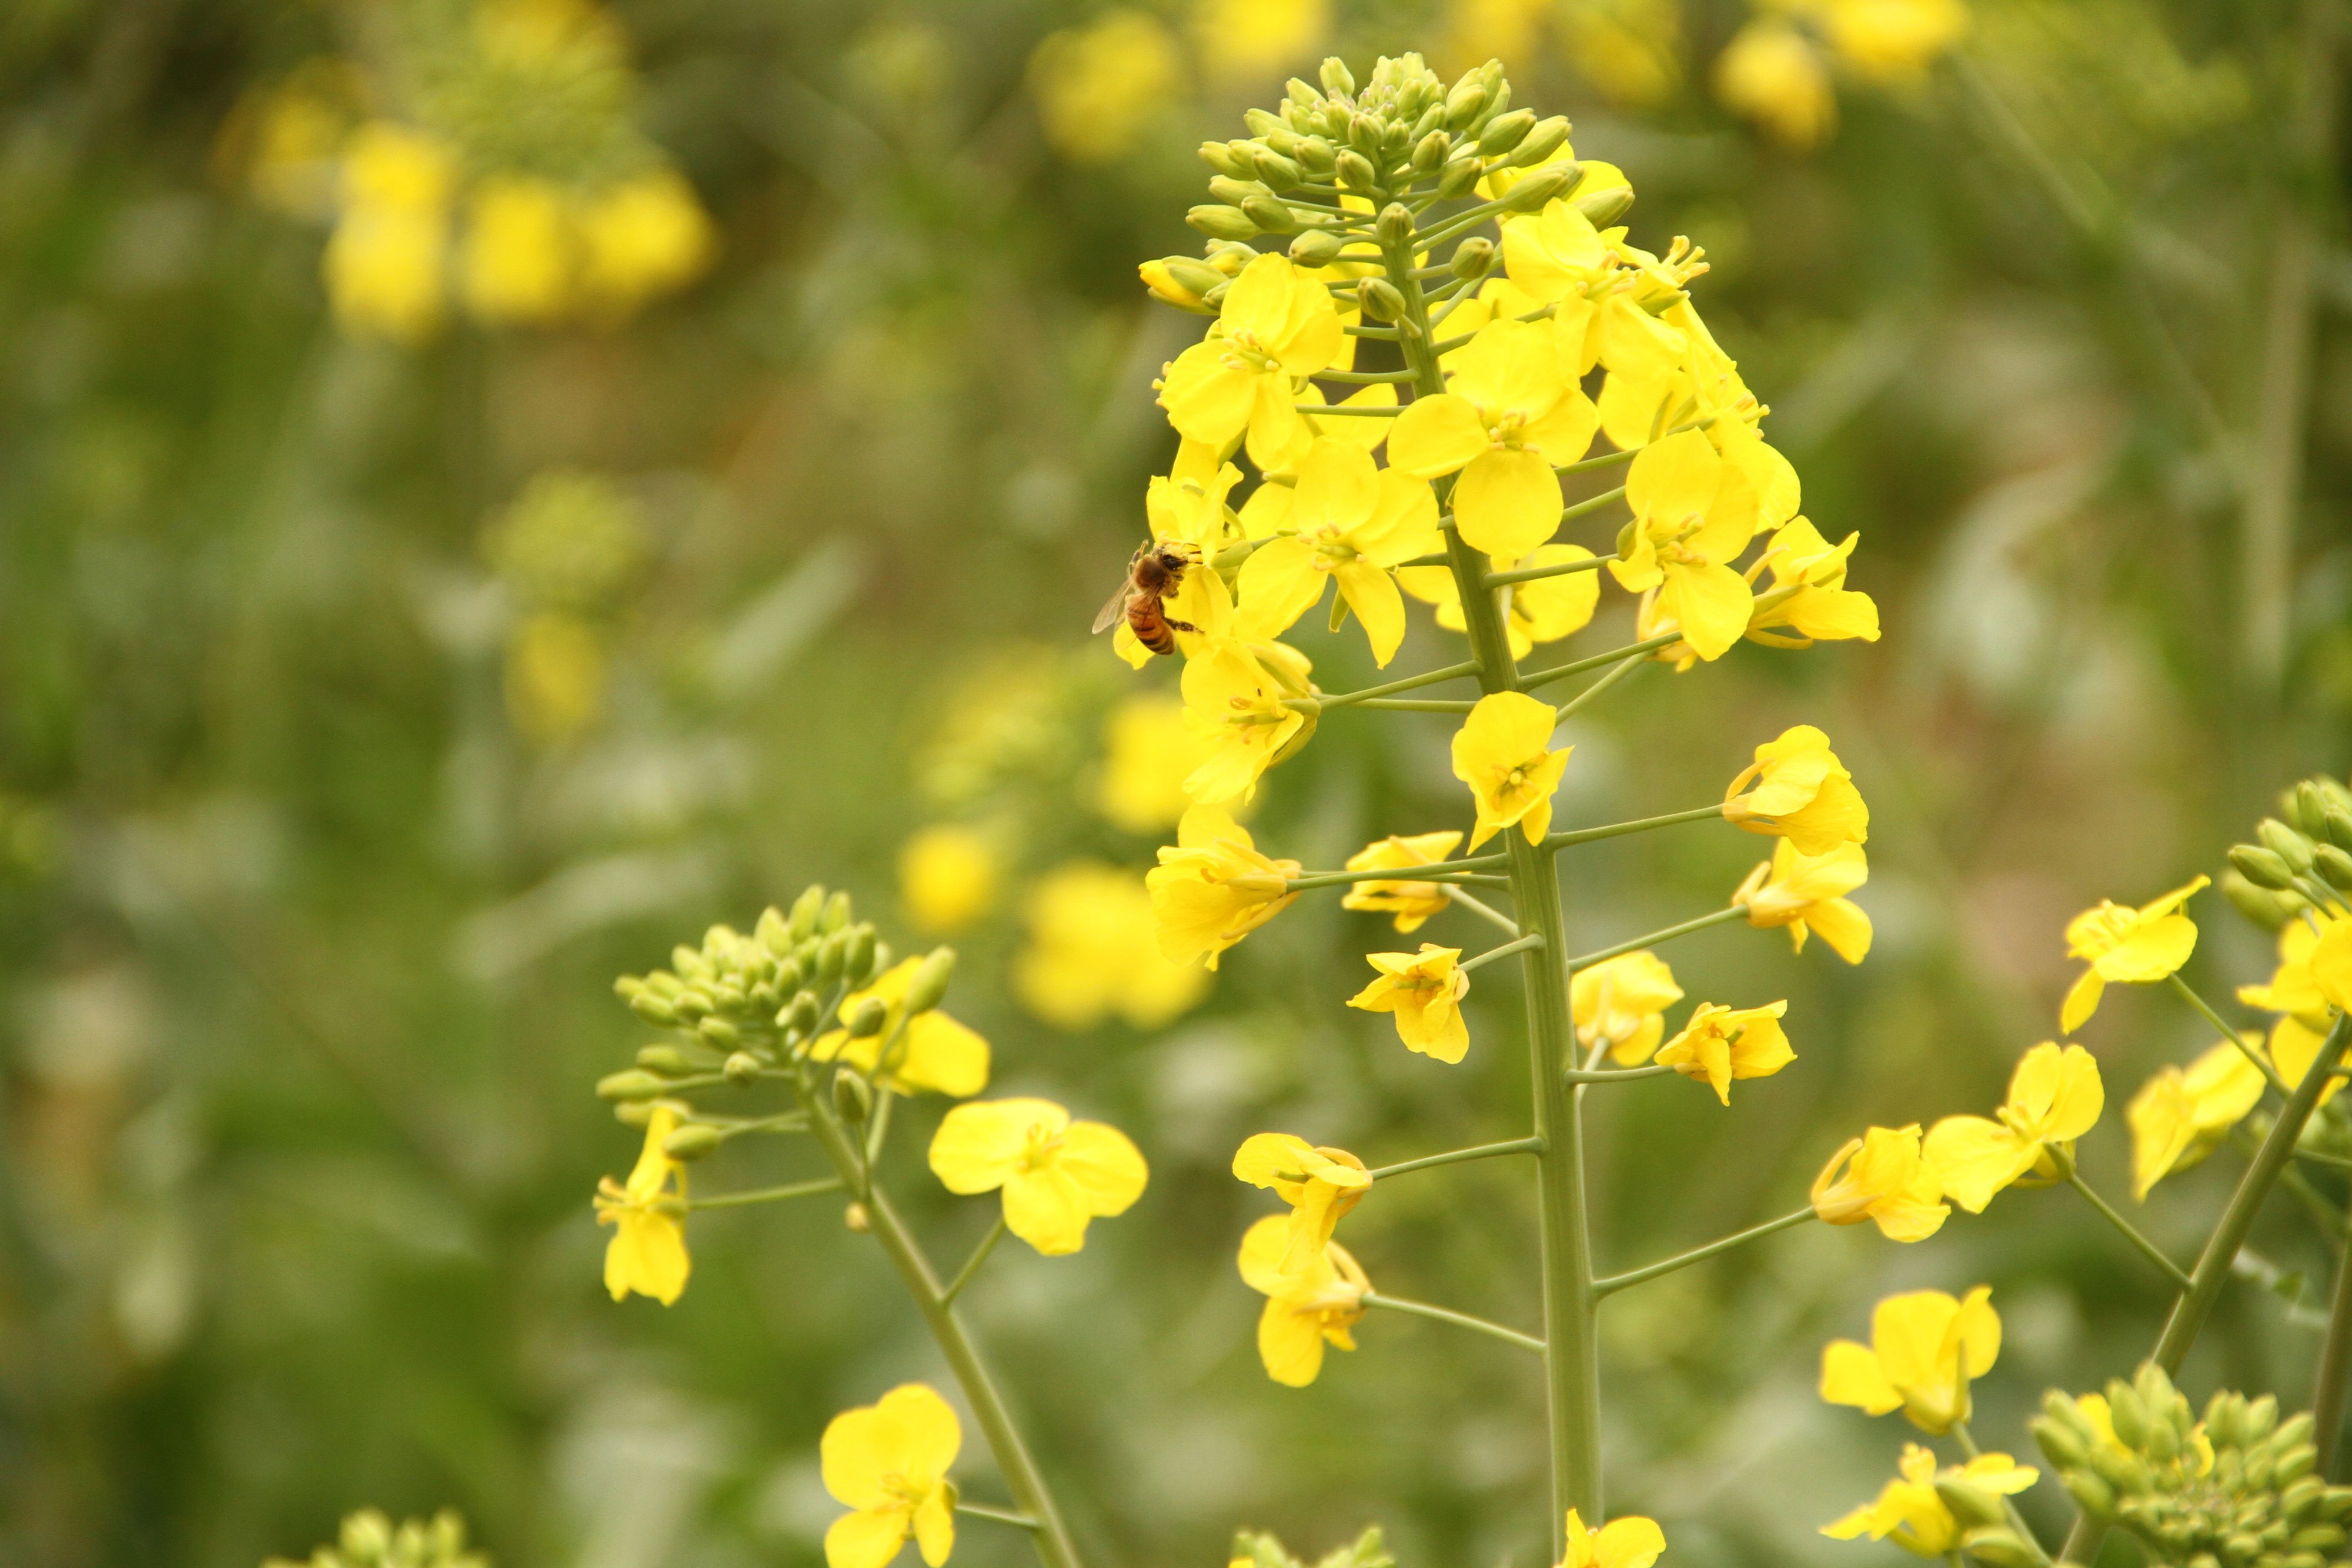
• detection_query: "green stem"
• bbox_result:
[1344,697,1479,712]
[1444,885,1522,937]
[1367,1136,1546,1182]
[2065,1172,2193,1289]
[1556,484,1628,527]
[1462,933,1545,972]
[1361,1290,1546,1355]
[1545,803,1725,851]
[1566,905,1749,971]
[957,1502,1043,1530]
[2316,1228,2352,1479]
[1294,403,1402,417]
[940,1216,1008,1306]
[1558,447,1638,477]
[685,1175,844,1210]
[1311,657,1484,708]
[1552,654,1645,721]
[1562,1064,1676,1086]
[2166,975,2289,1095]
[1592,1206,1815,1298]
[1518,633,1685,694]
[1285,856,1511,892]
[1486,552,1617,589]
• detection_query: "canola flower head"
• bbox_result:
[1559,1510,1666,1568]
[1234,1132,1371,1276]
[928,1097,1148,1256]
[1398,543,1602,661]
[1820,1285,2001,1435]
[2060,875,2209,1034]
[1738,837,1873,963]
[1237,1212,1370,1386]
[1822,1444,2037,1557]
[264,1507,487,1568]
[821,1383,960,1568]
[1339,830,1464,932]
[594,1102,690,1304]
[1924,1041,2103,1212]
[1654,998,1793,1104]
[1348,943,1472,1063]
[1180,634,1315,803]
[1722,724,1869,854]
[1810,1123,1949,1241]
[1147,806,1302,968]
[1452,691,1572,851]
[1572,951,1684,1065]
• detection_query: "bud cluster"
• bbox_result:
[2224,777,2352,930]
[1230,1525,1394,1568]
[265,1509,485,1568]
[2033,1365,2352,1568]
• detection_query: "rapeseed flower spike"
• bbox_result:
[2126,1042,2266,1201]
[1158,253,1346,469]
[1924,1042,2104,1213]
[2059,876,2210,1035]
[1736,838,1873,963]
[1823,1445,2037,1556]
[821,1384,960,1568]
[1232,1133,1372,1276]
[1452,691,1572,851]
[928,1097,1148,1256]
[1234,437,1442,666]
[810,957,991,1098]
[1237,1213,1370,1387]
[594,1102,691,1304]
[1653,1000,1794,1103]
[1722,725,1869,855]
[1811,1124,1949,1241]
[1820,1285,2002,1434]
[1339,831,1464,932]
[1348,944,1472,1062]
[1147,806,1301,968]
[1558,1510,1666,1568]
[1571,951,1683,1065]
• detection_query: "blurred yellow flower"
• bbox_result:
[1234,438,1442,667]
[506,611,607,744]
[1715,20,1838,148]
[1339,830,1464,932]
[1232,1132,1370,1276]
[1722,725,1869,854]
[1452,691,1572,851]
[1572,951,1683,1065]
[594,1104,689,1304]
[1147,806,1300,968]
[1181,640,1310,805]
[1608,429,1758,663]
[1028,9,1185,163]
[1655,999,1794,1103]
[1925,1042,2103,1212]
[898,824,1001,935]
[1820,0,1970,82]
[821,1385,958,1568]
[1389,319,1598,559]
[1097,695,1219,833]
[1812,1124,1949,1241]
[1563,0,1683,109]
[463,175,573,323]
[2127,1041,2264,1201]
[1736,838,1873,962]
[1160,255,1345,469]
[577,169,713,317]
[1014,861,1210,1029]
[1560,1510,1667,1568]
[1747,517,1881,647]
[1824,1445,2037,1556]
[238,60,362,217]
[1349,944,1472,1063]
[1237,1213,1369,1386]
[2059,875,2208,1034]
[1820,1285,2000,1434]
[2239,912,2343,1027]
[928,1097,1148,1255]
[324,122,456,341]
[810,958,991,1098]
[1191,0,1327,82]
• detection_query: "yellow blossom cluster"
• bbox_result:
[1716,0,1971,150]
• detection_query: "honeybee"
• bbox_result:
[1093,540,1200,656]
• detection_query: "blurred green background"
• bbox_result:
[4,0,2350,1564]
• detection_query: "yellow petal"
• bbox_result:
[929,1098,1069,1194]
[825,1509,908,1568]
[1387,393,1487,479]
[1820,1339,1902,1415]
[1453,447,1563,559]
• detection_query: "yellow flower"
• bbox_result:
[1349,945,1472,1064]
[1746,518,1880,647]
[1715,20,1837,148]
[1180,638,1312,804]
[462,175,573,324]
[1399,544,1602,658]
[1500,199,1686,382]
[1811,1124,1950,1241]
[323,122,455,342]
[898,825,1001,936]
[1925,1042,2104,1212]
[1736,838,1873,963]
[594,1104,690,1305]
[2243,912,2352,1026]
[1388,319,1600,559]
[1339,830,1465,932]
[1559,1510,1666,1568]
[1146,807,1301,968]
[1190,0,1327,82]
[1145,454,1246,555]
[1234,439,1442,667]
[1825,0,1969,81]
[1572,951,1684,1065]
[1823,1445,2037,1557]
[1237,1213,1370,1386]
[1452,691,1572,851]
[2127,1042,2265,1201]
[1655,1000,1795,1104]
[1159,254,1345,469]
[2312,918,2352,1012]
[1722,725,1869,854]
[577,169,714,316]
[1232,1133,1371,1277]
[821,1384,959,1568]
[1820,1285,2001,1434]
[810,958,991,1098]
[2273,1013,2347,1109]
[1097,695,1222,833]
[1608,429,1758,663]
[1028,11,1185,164]
[928,1098,1148,1256]
[1013,861,1210,1030]
[2059,876,2210,1034]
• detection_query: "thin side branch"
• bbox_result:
[1361,1290,1546,1354]
[1593,1206,1816,1298]
[1367,1136,1545,1182]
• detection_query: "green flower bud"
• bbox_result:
[597,1068,666,1102]
[2246,1395,2281,1443]
[1451,236,1495,278]
[2276,1413,2317,1455]
[1937,1479,2009,1530]
[2034,1417,2090,1470]
[756,904,791,951]
[1336,149,1379,192]
[1511,116,1572,168]
[1285,78,1324,112]
[2291,781,2333,838]
[789,884,826,939]
[2249,1453,2277,1491]
[815,931,848,984]
[663,1122,724,1161]
[1295,135,1337,173]
[1437,152,1481,198]
[628,990,680,1026]
[1289,229,1344,266]
[637,1044,693,1074]
[2067,1472,2119,1518]
[2232,845,2297,890]
[844,925,879,987]
[1347,112,1382,153]
[2260,819,2316,872]
[1411,128,1449,173]
[869,940,894,978]
[723,1050,761,1086]
[1160,256,1225,295]
[1252,148,1302,189]
[1478,108,1535,156]
[834,1069,873,1125]
[1356,277,1407,322]
[904,946,957,1014]
[1380,119,1411,157]
[2147,1417,2181,1464]
[782,990,820,1037]
[2225,871,2297,930]
[2280,1480,2326,1521]
[1960,1528,2041,1568]
[1574,185,1635,226]
[2109,1383,2152,1448]
[1377,201,1415,246]
[1319,56,1355,98]
[1198,140,1249,177]
[1244,107,1285,139]
[1500,165,1573,212]
[2275,1445,2318,1485]
[2322,805,2352,854]
[1409,102,1445,142]
[2313,844,2352,891]
[2283,1552,2326,1568]
[2227,1533,2268,1562]
[672,988,713,1021]
[1240,194,1299,233]
[1208,175,1266,207]
[817,890,851,934]
[1444,77,1486,131]
[673,943,710,979]
[697,1015,740,1048]
[846,997,889,1038]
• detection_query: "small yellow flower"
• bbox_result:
[1388,318,1601,559]
[1722,725,1869,855]
[594,1104,690,1305]
[1028,10,1185,165]
[1608,429,1758,663]
[1339,830,1465,932]
[1746,519,1880,647]
[1736,838,1873,963]
[1823,1445,2038,1557]
[1655,1000,1794,1104]
[1348,944,1472,1064]
[2126,1042,2266,1201]
[1146,806,1301,969]
[1811,1124,1950,1241]
[1924,1042,2104,1212]
[1158,254,1345,468]
[1500,198,1686,383]
[462,174,573,324]
[1232,1132,1371,1277]
[576,169,713,317]
[1715,20,1836,148]
[1097,694,1222,833]
[1013,861,1210,1030]
[1180,638,1312,805]
[1237,1213,1370,1387]
[1820,1285,2001,1435]
[2060,876,2210,1034]
[898,825,1001,936]
[810,958,991,1098]
[928,1098,1148,1256]
[1559,1510,1666,1568]
[1572,951,1684,1065]
[821,1384,959,1568]
[1234,439,1442,667]
[1398,544,1602,659]
[1452,691,1572,851]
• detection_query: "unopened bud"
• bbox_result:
[1335,149,1379,192]
[1187,204,1258,240]
[1207,175,1264,208]
[2292,781,2334,837]
[1936,1480,2008,1530]
[820,890,852,933]
[663,1122,724,1161]
[697,1015,740,1048]
[637,1044,693,1074]
[1376,202,1415,246]
[834,1070,873,1125]
[2065,1472,2117,1518]
[1285,77,1323,111]
[2326,808,2352,854]
[2224,871,2296,930]
[816,931,848,984]
[1252,148,1302,190]
[1451,236,1495,278]
[1295,135,1336,173]
[2033,1417,2090,1471]
[1288,229,1344,266]
[2260,818,2316,872]
[1318,56,1355,99]
[843,1201,871,1232]
[1444,77,1486,131]
[846,998,889,1037]
[1409,102,1445,142]
[1242,107,1285,139]
[2107,1385,2151,1449]
[844,926,879,987]
[1347,112,1382,153]
[723,1050,761,1086]
[2231,844,2298,891]
[1959,1529,2040,1568]
[597,1069,666,1102]
[789,884,827,939]
[1478,108,1535,156]
[1499,165,1573,212]
[1511,117,1572,168]
[628,990,680,1026]
[904,947,957,1014]
[1356,277,1406,322]
[2315,845,2352,891]
[756,905,790,951]
[1381,120,1411,158]
[781,989,820,1037]
[1437,153,1480,198]
[1411,129,1449,173]
[1573,185,1634,227]
[1197,140,1248,177]
[1240,194,1298,233]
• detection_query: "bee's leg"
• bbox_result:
[1165,618,1198,633]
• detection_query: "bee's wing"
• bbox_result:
[1092,580,1137,636]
